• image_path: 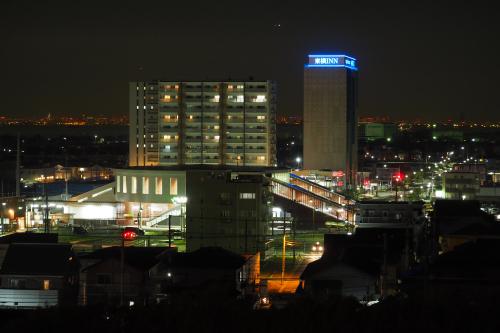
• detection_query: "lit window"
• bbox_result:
[164,135,171,140]
[131,177,137,194]
[228,85,233,89]
[117,176,121,193]
[155,177,163,195]
[164,145,170,151]
[122,176,127,193]
[214,125,219,130]
[214,135,220,141]
[189,115,193,120]
[142,177,149,194]
[236,95,244,103]
[214,95,220,102]
[237,85,244,89]
[239,193,255,199]
[43,280,50,290]
[258,156,266,161]
[257,115,266,120]
[170,178,178,195]
[164,115,170,120]
[255,95,266,102]
[164,95,171,100]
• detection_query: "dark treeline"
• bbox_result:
[1,294,500,333]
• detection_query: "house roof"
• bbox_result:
[300,246,381,280]
[434,199,483,218]
[0,243,77,276]
[432,239,500,274]
[81,246,169,272]
[0,232,58,244]
[159,247,246,270]
[404,239,500,280]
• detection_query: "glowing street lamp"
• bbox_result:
[295,157,301,169]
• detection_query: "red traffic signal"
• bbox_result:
[122,230,137,241]
[393,172,404,182]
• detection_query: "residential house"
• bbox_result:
[0,243,79,308]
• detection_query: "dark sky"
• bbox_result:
[1,0,499,121]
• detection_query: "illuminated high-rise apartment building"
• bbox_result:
[303,54,358,187]
[129,81,277,167]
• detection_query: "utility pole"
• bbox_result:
[381,232,388,298]
[292,216,296,262]
[44,182,50,233]
[16,133,20,198]
[281,232,286,285]
[244,218,248,253]
[120,237,124,307]
[168,215,172,248]
[394,182,398,202]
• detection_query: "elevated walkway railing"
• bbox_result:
[270,178,355,223]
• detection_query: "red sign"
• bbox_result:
[122,230,137,241]
[332,170,345,177]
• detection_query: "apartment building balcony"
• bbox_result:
[225,137,244,143]
[184,137,203,143]
[160,126,179,132]
[243,138,267,143]
[244,106,268,112]
[245,119,267,125]
[244,127,267,134]
[224,148,245,154]
[202,148,220,154]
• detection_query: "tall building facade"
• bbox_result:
[129,81,277,167]
[303,54,358,187]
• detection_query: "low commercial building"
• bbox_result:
[442,171,480,200]
[26,166,285,256]
[355,201,425,226]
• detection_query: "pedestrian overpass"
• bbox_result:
[270,173,356,223]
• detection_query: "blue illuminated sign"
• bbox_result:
[306,55,357,70]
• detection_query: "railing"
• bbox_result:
[143,205,181,228]
[270,178,355,222]
[289,173,353,206]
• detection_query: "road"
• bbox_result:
[261,253,322,294]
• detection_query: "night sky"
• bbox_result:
[1,0,499,121]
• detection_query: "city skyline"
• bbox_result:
[1,1,499,122]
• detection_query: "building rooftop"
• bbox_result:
[82,246,170,272]
[159,247,246,270]
[0,243,77,276]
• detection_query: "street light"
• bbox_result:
[295,157,301,170]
